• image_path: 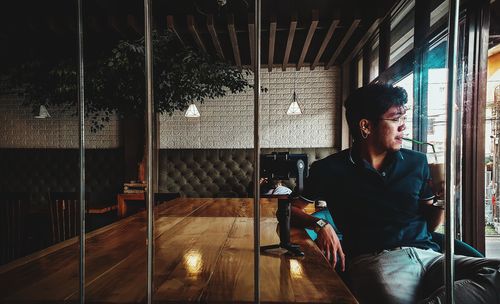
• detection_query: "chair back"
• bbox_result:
[0,192,29,265]
[49,192,84,244]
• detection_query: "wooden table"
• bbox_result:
[0,198,358,303]
[116,192,145,217]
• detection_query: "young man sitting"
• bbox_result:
[291,84,500,303]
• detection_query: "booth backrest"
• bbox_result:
[0,147,335,206]
[158,148,336,197]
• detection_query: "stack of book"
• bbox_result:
[124,182,147,194]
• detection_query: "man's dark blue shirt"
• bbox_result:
[301,147,440,257]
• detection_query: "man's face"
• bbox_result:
[371,105,407,152]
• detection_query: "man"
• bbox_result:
[260,178,292,195]
[291,84,500,303]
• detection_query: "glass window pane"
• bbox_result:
[154,3,256,303]
[389,0,415,66]
[395,73,414,149]
[369,36,380,82]
[0,1,80,302]
[423,35,457,244]
[82,1,147,302]
[485,43,500,257]
[430,0,449,29]
[357,57,364,88]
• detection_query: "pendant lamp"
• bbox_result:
[287,72,302,115]
[34,105,51,119]
[185,104,200,118]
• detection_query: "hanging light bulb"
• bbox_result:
[287,92,302,115]
[287,72,302,115]
[185,104,200,118]
[34,105,51,119]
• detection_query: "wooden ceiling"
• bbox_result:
[1,0,398,69]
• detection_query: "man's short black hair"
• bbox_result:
[344,83,408,141]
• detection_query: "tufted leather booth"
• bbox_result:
[0,149,124,211]
[0,147,336,208]
[158,148,336,198]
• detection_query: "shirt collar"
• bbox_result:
[348,144,404,167]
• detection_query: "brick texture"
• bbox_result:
[0,67,339,149]
[0,94,120,148]
[160,67,340,149]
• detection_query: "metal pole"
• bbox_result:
[445,0,459,302]
[77,0,86,302]
[144,0,154,303]
[253,0,261,302]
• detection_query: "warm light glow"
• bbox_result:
[185,104,200,118]
[289,259,303,279]
[183,249,203,277]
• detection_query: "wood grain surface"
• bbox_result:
[0,198,357,303]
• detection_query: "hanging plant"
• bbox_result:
[3,31,252,132]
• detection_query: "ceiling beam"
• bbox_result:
[282,14,297,71]
[297,10,319,71]
[248,14,255,70]
[166,15,184,46]
[187,15,207,53]
[311,19,339,70]
[127,14,142,35]
[268,16,277,72]
[326,19,360,69]
[207,15,224,60]
[227,14,242,70]
[343,18,381,66]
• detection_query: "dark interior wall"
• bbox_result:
[0,148,124,211]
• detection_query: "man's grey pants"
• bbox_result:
[346,247,500,303]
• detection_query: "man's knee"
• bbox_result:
[420,258,500,304]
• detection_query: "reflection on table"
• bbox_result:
[0,198,357,303]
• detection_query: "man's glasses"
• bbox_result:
[379,115,407,126]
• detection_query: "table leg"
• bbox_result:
[117,195,127,218]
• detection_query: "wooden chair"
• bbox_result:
[0,192,29,265]
[48,192,83,244]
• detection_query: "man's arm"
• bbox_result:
[420,199,444,231]
[291,198,345,271]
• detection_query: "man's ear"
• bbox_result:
[359,119,371,133]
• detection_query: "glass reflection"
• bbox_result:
[0,0,80,302]
[289,259,304,279]
[153,1,255,303]
[183,249,203,278]
[485,43,500,257]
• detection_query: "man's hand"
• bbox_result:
[420,199,444,231]
[316,224,345,271]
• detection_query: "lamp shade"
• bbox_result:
[185,104,200,118]
[34,105,51,119]
[286,92,302,115]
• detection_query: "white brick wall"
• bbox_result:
[160,67,340,149]
[0,94,120,148]
[0,67,339,149]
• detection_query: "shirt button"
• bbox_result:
[381,172,386,177]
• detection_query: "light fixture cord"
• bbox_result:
[293,71,296,95]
